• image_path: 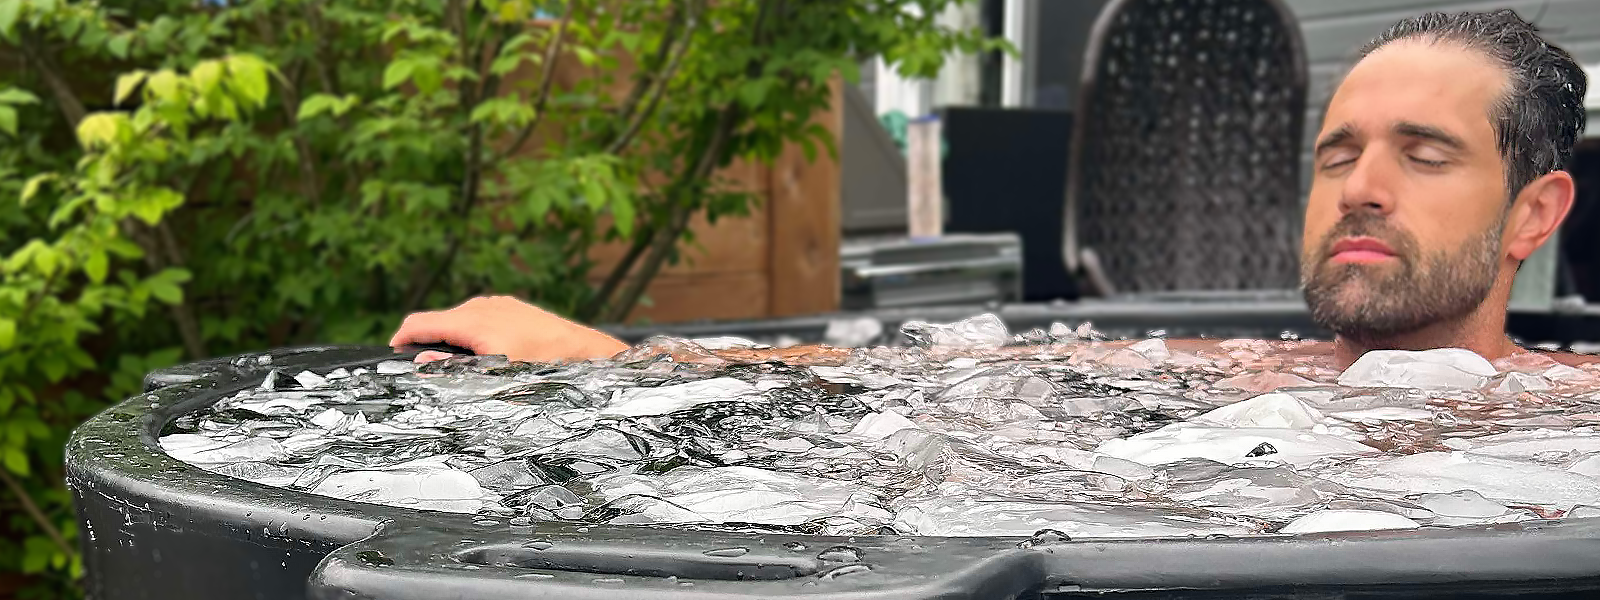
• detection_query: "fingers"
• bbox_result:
[389,311,470,349]
[413,350,454,364]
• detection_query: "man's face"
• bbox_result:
[1302,40,1512,342]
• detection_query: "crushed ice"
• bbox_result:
[159,315,1600,537]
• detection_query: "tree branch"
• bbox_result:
[601,104,741,323]
[17,32,87,126]
[0,467,74,557]
[605,0,700,156]
[494,10,571,163]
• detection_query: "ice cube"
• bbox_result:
[600,378,760,417]
[823,317,884,347]
[1337,349,1496,389]
[1279,509,1419,534]
[900,314,1010,350]
[1195,393,1324,429]
[312,468,485,513]
[1128,339,1170,362]
[1321,451,1600,508]
[295,370,328,389]
[1096,424,1378,467]
[893,496,1256,538]
[1492,372,1552,394]
[847,411,921,439]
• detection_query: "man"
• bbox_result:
[390,10,1587,370]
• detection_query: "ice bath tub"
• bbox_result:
[68,342,1600,600]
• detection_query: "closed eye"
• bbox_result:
[1409,156,1447,168]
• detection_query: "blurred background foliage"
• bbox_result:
[0,0,1002,596]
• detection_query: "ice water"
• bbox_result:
[160,315,1600,537]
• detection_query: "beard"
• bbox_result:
[1300,212,1504,344]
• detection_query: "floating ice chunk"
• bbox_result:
[201,461,303,487]
[1213,371,1316,393]
[900,314,1009,350]
[1441,429,1600,459]
[312,468,485,513]
[161,435,285,464]
[601,495,710,524]
[1569,455,1600,478]
[600,378,759,417]
[1128,338,1170,362]
[1097,424,1377,467]
[810,366,902,390]
[294,370,328,389]
[376,360,415,375]
[824,317,884,347]
[1327,407,1435,423]
[1101,349,1154,370]
[1163,459,1345,521]
[310,408,348,430]
[1195,393,1324,429]
[1337,348,1496,389]
[893,496,1256,538]
[848,411,921,439]
[1493,372,1553,394]
[641,467,869,525]
[259,369,280,391]
[761,437,815,453]
[1543,364,1596,384]
[1322,451,1600,508]
[1279,509,1418,534]
[1414,490,1512,522]
[690,336,769,350]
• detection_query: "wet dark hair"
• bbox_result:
[1360,9,1587,199]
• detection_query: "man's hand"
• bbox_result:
[390,296,629,363]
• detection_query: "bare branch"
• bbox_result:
[17,32,87,126]
[605,0,701,156]
[494,10,572,162]
[0,442,75,558]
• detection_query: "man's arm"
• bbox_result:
[390,296,629,362]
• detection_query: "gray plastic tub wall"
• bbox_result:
[68,344,1600,600]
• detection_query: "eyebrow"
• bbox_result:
[1393,121,1467,151]
[1314,124,1355,156]
[1313,121,1468,155]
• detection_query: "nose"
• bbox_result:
[1337,152,1398,217]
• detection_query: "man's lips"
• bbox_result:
[1328,237,1396,264]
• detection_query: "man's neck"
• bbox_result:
[1330,303,1518,370]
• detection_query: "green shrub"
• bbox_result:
[0,0,1002,595]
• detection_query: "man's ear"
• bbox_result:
[1506,170,1576,261]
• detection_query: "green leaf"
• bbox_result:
[84,249,108,283]
[147,69,181,102]
[147,268,190,305]
[0,87,35,104]
[296,94,338,121]
[76,113,128,149]
[0,0,20,39]
[114,70,148,106]
[108,33,132,59]
[611,196,635,237]
[382,59,416,90]
[191,59,224,95]
[0,317,14,351]
[226,54,270,107]
[2,445,28,476]
[0,106,14,137]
